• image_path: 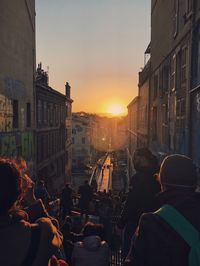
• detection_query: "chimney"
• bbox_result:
[65,82,71,98]
[36,62,49,85]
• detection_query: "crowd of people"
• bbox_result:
[0,148,200,266]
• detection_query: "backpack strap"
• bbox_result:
[21,224,41,266]
[155,204,200,266]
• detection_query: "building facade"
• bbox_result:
[72,113,93,170]
[0,0,36,176]
[137,61,150,148]
[35,65,72,194]
[191,0,200,167]
[149,0,195,159]
[127,97,139,182]
[128,0,200,167]
[65,82,73,183]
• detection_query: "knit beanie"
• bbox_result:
[160,154,197,188]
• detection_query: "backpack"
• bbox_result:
[156,204,200,266]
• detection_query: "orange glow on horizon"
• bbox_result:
[106,103,127,116]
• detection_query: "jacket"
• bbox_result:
[0,202,63,266]
[125,189,200,266]
[118,169,160,229]
[71,236,109,266]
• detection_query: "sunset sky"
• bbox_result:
[36,0,150,114]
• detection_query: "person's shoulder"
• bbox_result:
[138,211,163,231]
[101,241,109,248]
[36,217,63,246]
[74,241,84,249]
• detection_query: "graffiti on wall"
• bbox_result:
[4,78,26,99]
[0,131,34,159]
[0,94,13,132]
[0,78,26,132]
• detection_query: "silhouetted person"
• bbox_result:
[78,180,93,216]
[118,148,160,259]
[0,158,64,265]
[71,222,109,266]
[35,179,50,205]
[60,183,73,220]
[91,178,98,192]
[125,154,200,266]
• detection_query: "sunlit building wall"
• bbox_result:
[65,82,73,184]
[150,0,194,157]
[137,60,150,148]
[72,113,93,169]
[127,96,139,182]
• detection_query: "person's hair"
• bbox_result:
[133,148,159,172]
[64,215,72,225]
[82,222,97,237]
[38,180,45,186]
[0,158,23,215]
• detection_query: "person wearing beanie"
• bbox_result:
[124,154,200,266]
[159,154,197,189]
[118,148,160,260]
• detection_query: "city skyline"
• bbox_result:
[36,0,150,114]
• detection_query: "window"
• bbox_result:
[153,75,158,99]
[159,67,163,97]
[152,106,157,140]
[186,0,192,14]
[50,103,53,126]
[176,98,185,129]
[163,66,169,92]
[13,100,18,128]
[174,0,179,37]
[43,102,47,124]
[195,26,200,86]
[75,124,83,132]
[176,50,182,91]
[181,46,187,84]
[161,104,168,146]
[53,104,56,125]
[171,54,176,91]
[37,100,42,125]
[82,137,85,144]
[26,103,31,127]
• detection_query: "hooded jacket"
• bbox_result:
[0,200,63,266]
[118,168,160,229]
[125,189,200,266]
[72,235,109,266]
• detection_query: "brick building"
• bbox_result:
[35,64,72,194]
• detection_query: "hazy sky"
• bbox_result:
[36,0,150,114]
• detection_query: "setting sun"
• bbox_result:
[106,103,126,116]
